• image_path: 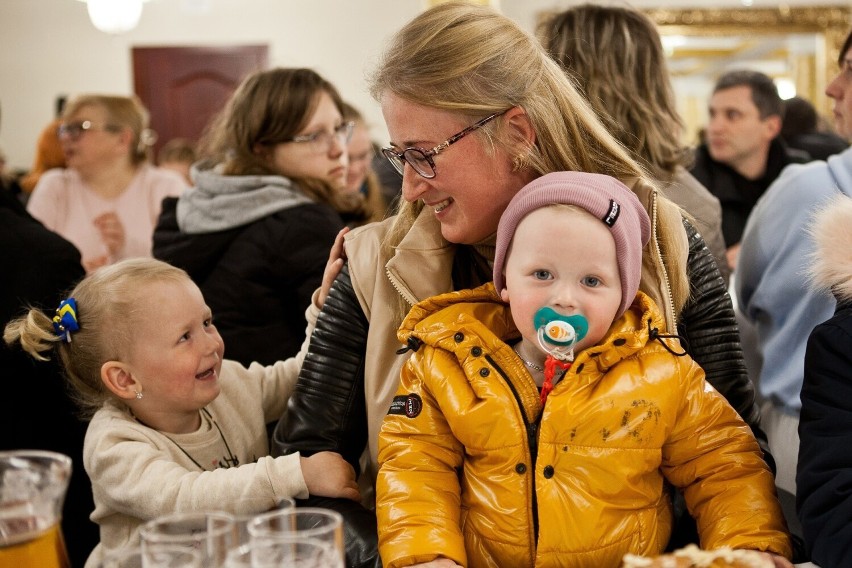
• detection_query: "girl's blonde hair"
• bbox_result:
[63,94,153,165]
[369,2,688,321]
[3,259,189,418]
[199,67,352,212]
[541,4,690,181]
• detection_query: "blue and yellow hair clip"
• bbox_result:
[53,298,79,343]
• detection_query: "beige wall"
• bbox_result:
[1,0,848,170]
[0,0,424,170]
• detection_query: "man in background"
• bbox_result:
[691,70,806,271]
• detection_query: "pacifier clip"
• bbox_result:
[534,307,588,406]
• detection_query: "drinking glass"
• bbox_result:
[232,497,295,546]
[0,450,72,568]
[98,545,201,568]
[140,512,236,568]
[225,538,337,568]
[247,508,343,567]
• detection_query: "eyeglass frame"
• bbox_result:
[56,120,122,141]
[284,121,355,151]
[381,109,510,179]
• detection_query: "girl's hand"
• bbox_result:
[317,227,349,307]
[409,560,462,567]
[93,211,126,257]
[299,451,360,501]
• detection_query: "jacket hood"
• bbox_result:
[398,283,668,377]
[809,193,852,302]
[177,161,311,234]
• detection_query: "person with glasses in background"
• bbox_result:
[269,4,751,566]
[340,101,391,225]
[153,67,350,367]
[26,94,187,273]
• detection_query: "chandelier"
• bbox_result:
[77,0,148,34]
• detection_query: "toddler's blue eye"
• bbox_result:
[533,270,552,280]
[582,276,601,287]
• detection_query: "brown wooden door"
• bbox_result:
[133,45,268,160]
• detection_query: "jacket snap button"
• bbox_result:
[471,346,482,357]
[454,332,464,343]
[479,368,490,377]
[515,463,526,474]
[543,465,554,478]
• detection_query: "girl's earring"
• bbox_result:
[135,390,143,400]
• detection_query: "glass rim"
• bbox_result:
[0,449,72,463]
[139,511,236,543]
[246,507,343,540]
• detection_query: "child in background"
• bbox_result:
[4,257,359,567]
[156,138,196,186]
[376,172,791,568]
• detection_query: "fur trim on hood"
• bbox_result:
[809,194,852,301]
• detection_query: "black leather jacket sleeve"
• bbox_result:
[271,263,369,469]
[270,264,381,568]
[677,219,773,469]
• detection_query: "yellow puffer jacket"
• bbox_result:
[377,284,790,568]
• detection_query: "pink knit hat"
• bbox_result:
[493,171,651,318]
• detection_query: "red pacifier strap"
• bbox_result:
[541,355,572,406]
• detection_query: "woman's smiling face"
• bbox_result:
[381,92,532,244]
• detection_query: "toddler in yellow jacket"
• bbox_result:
[377,172,791,568]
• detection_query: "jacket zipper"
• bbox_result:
[385,267,417,307]
[488,355,541,544]
[650,191,678,329]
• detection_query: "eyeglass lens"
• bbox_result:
[57,121,91,139]
[305,122,354,150]
[381,148,435,178]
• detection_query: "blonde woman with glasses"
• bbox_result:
[27,94,186,273]
[271,3,768,566]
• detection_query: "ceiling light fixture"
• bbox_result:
[77,0,148,35]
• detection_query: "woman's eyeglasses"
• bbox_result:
[381,109,509,180]
[286,121,355,152]
[57,120,121,141]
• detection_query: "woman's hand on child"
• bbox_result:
[317,227,349,307]
[300,451,360,501]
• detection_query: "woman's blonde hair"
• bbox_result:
[369,1,688,321]
[63,94,153,165]
[3,258,189,418]
[199,67,352,212]
[541,4,690,180]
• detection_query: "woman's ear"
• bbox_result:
[101,361,141,400]
[502,106,536,151]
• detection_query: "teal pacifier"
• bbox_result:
[533,307,588,362]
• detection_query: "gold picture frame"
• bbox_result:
[645,6,852,119]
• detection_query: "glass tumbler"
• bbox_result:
[140,511,236,568]
[246,508,344,568]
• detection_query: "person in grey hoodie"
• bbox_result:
[154,68,353,366]
[736,27,852,498]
